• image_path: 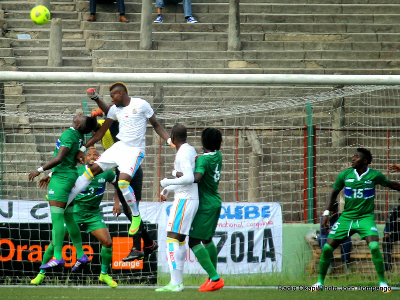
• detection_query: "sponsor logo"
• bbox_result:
[112,237,143,270]
[329,231,336,234]
[345,179,354,182]
[98,178,105,183]
[371,226,378,232]
[365,180,372,185]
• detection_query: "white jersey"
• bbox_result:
[173,143,198,200]
[106,97,154,151]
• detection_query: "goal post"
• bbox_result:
[1,71,400,285]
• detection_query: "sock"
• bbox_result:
[204,241,218,270]
[40,243,55,274]
[167,237,182,286]
[118,180,139,216]
[133,221,143,250]
[50,206,65,260]
[141,228,153,248]
[369,241,385,283]
[64,206,84,259]
[177,241,187,281]
[67,168,94,205]
[192,244,219,281]
[318,243,334,285]
[101,246,113,274]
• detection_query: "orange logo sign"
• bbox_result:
[112,237,143,270]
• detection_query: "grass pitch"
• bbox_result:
[0,286,398,300]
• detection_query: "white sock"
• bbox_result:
[118,181,139,216]
[177,242,187,279]
[67,170,93,205]
[167,238,183,286]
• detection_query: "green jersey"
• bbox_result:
[52,127,84,174]
[333,168,390,219]
[194,150,222,210]
[73,165,116,214]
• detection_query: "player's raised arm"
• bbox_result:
[148,114,174,147]
[387,180,400,191]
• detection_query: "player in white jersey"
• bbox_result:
[156,124,199,292]
[68,82,173,259]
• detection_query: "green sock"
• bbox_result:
[318,243,334,285]
[204,241,218,270]
[192,244,219,281]
[101,246,113,274]
[40,243,55,274]
[64,206,84,258]
[50,206,65,260]
[369,241,385,283]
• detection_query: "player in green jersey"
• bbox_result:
[28,113,97,271]
[31,147,119,287]
[312,148,400,293]
[177,128,225,292]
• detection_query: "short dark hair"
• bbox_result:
[109,82,129,94]
[202,128,222,151]
[171,124,187,143]
[357,148,372,164]
[82,116,98,134]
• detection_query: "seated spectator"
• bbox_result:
[382,198,400,272]
[317,202,352,274]
[88,0,129,23]
[154,0,197,23]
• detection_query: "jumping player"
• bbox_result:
[28,113,97,270]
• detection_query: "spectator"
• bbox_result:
[317,202,352,274]
[88,0,129,23]
[154,0,197,23]
[382,199,400,271]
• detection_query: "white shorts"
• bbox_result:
[95,141,145,177]
[167,198,199,235]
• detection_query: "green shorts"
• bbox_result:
[327,215,379,240]
[189,207,221,240]
[47,173,78,203]
[74,212,107,233]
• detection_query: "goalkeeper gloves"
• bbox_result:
[86,87,99,101]
[91,108,103,117]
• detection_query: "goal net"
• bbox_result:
[0,73,400,285]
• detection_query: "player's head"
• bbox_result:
[201,128,222,151]
[352,147,372,168]
[109,82,129,107]
[85,147,99,167]
[171,123,187,145]
[73,113,97,134]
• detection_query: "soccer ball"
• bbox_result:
[30,5,51,25]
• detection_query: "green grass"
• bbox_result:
[0,287,398,300]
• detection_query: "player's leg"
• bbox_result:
[312,215,352,289]
[90,225,118,288]
[382,234,392,271]
[64,205,89,272]
[156,199,198,292]
[115,148,145,235]
[31,228,69,285]
[114,168,133,220]
[155,232,186,292]
[67,163,102,205]
[189,207,223,291]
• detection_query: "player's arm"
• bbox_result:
[85,118,114,148]
[86,88,112,115]
[321,188,341,230]
[386,180,400,191]
[28,146,70,181]
[160,167,194,187]
[148,114,174,147]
